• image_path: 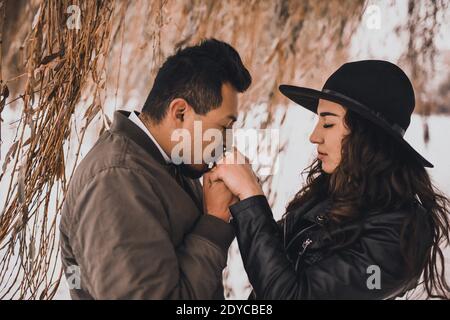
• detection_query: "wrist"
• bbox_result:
[239,185,264,200]
[206,211,232,223]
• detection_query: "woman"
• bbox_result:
[203,60,450,299]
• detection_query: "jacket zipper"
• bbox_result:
[300,238,313,256]
[294,238,313,272]
[285,223,316,251]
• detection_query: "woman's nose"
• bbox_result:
[309,123,322,145]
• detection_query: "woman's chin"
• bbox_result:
[320,161,335,174]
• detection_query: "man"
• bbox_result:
[59,39,251,299]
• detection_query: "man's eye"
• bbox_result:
[323,124,334,128]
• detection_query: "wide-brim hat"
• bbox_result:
[279,60,433,168]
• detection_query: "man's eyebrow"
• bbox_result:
[319,112,339,117]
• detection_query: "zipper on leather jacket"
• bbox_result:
[294,238,313,271]
[300,238,313,255]
[285,223,317,251]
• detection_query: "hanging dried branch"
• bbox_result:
[399,0,449,143]
[0,0,115,299]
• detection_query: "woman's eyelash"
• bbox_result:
[323,124,334,128]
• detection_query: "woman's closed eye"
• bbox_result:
[323,124,334,128]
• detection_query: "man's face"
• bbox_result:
[179,82,238,173]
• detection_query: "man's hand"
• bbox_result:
[203,171,238,223]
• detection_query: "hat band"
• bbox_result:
[322,89,406,137]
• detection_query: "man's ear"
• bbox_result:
[167,98,189,124]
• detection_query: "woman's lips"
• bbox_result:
[318,152,327,160]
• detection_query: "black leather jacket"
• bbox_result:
[229,195,433,300]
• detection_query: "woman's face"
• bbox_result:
[309,100,350,173]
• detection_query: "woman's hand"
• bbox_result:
[209,148,264,201]
[203,171,239,222]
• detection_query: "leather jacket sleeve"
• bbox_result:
[230,195,412,300]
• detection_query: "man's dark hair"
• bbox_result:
[141,38,251,122]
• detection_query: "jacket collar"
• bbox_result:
[286,197,332,227]
[110,110,167,166]
[110,110,204,212]
[301,198,333,223]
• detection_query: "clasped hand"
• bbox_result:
[203,148,264,222]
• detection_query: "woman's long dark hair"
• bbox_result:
[286,109,450,299]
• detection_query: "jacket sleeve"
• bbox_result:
[230,195,407,300]
[69,167,234,299]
